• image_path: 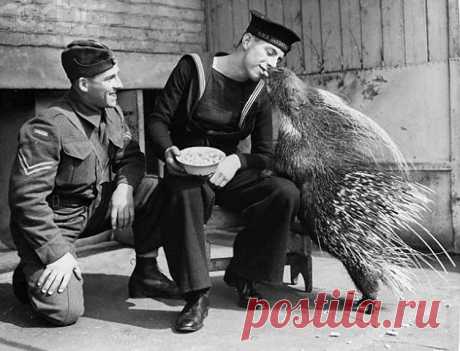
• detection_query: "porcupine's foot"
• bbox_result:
[345,264,380,314]
[353,295,378,315]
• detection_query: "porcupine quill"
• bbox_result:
[264,66,454,300]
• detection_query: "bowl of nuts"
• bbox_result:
[176,146,226,176]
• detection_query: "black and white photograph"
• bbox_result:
[0,0,458,350]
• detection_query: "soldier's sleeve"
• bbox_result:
[8,115,72,265]
[112,107,145,189]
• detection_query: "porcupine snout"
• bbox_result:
[265,66,289,89]
[264,66,283,94]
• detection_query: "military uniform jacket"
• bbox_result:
[9,91,145,265]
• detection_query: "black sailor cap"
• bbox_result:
[246,10,301,53]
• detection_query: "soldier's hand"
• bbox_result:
[164,146,187,176]
[209,154,241,188]
[37,252,82,295]
[109,183,134,229]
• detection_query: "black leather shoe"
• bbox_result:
[12,264,29,304]
[175,294,209,333]
[129,257,180,299]
[224,270,263,309]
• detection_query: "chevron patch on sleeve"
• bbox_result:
[18,149,55,175]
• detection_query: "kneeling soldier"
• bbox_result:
[9,40,178,326]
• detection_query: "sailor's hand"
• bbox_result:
[209,154,241,188]
[36,252,82,295]
[164,146,187,176]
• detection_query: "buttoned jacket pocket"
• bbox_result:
[57,141,96,186]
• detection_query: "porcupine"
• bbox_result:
[264,67,453,301]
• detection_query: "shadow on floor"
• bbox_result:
[0,271,380,332]
[0,273,179,330]
[0,336,50,351]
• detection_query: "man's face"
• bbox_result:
[84,64,123,108]
[242,34,285,81]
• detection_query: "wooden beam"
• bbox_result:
[320,0,342,72]
[301,0,322,73]
[136,90,145,154]
[361,0,383,68]
[448,0,460,252]
[448,0,460,58]
[449,59,460,253]
[214,0,234,52]
[266,0,283,23]
[249,0,265,14]
[403,0,428,64]
[232,0,250,47]
[426,0,449,62]
[382,0,405,66]
[341,0,362,70]
[283,0,304,73]
[0,46,181,89]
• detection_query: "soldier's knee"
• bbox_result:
[28,277,85,326]
[53,301,84,326]
[35,297,84,326]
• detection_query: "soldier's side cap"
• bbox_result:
[61,39,116,81]
[246,10,301,53]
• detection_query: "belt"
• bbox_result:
[48,194,93,209]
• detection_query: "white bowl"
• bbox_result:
[176,146,226,176]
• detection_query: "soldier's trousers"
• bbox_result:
[12,182,153,326]
[134,169,300,294]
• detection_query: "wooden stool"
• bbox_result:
[204,206,313,292]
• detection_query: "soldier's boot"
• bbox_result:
[129,257,180,299]
[12,263,29,304]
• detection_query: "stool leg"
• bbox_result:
[205,240,211,264]
[287,252,313,293]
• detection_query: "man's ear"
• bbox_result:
[76,77,89,93]
[241,32,253,50]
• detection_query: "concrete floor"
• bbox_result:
[0,245,458,351]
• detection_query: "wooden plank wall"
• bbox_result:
[0,0,206,89]
[207,0,451,74]
[0,0,205,54]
